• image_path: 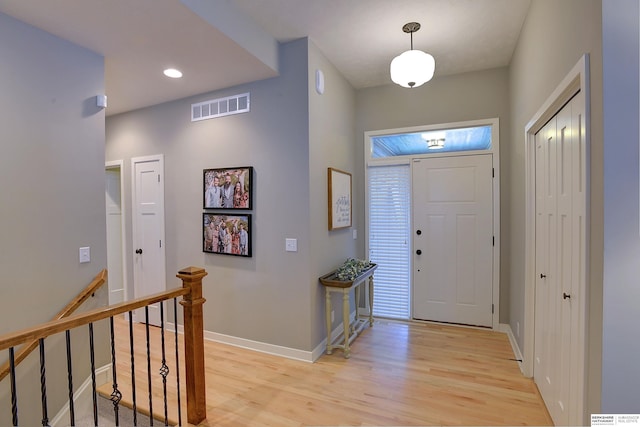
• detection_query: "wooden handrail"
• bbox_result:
[0,269,107,382]
[0,286,189,351]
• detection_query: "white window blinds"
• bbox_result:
[368,164,411,319]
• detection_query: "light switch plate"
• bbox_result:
[285,238,297,252]
[79,247,91,263]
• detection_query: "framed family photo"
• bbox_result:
[328,167,352,230]
[203,166,253,210]
[203,213,251,257]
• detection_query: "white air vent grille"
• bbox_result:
[191,93,250,122]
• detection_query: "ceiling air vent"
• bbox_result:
[191,92,250,122]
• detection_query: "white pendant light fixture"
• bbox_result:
[390,22,435,88]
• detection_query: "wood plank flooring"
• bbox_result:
[106,316,553,426]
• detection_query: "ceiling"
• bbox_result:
[0,0,531,116]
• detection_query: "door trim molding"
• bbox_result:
[105,160,128,304]
[523,54,589,425]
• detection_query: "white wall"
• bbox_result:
[0,12,108,425]
[508,0,604,415]
[601,0,640,411]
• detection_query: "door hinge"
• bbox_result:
[492,236,495,246]
[492,304,494,314]
[158,174,160,183]
[159,240,162,248]
[492,168,495,178]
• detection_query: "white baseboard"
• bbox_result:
[51,364,111,427]
[498,323,524,374]
[167,311,358,364]
[168,322,318,363]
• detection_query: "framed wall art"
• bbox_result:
[203,213,252,257]
[203,166,253,210]
[328,167,352,230]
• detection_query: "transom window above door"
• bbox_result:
[370,124,492,158]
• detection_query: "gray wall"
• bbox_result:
[308,41,358,348]
[355,67,511,321]
[107,39,319,351]
[602,0,640,412]
[0,12,108,425]
[106,38,361,354]
[508,0,604,415]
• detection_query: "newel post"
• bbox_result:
[177,266,208,425]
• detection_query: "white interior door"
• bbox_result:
[412,154,493,327]
[106,164,125,305]
[132,155,166,326]
[534,94,583,426]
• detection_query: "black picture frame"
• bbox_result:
[203,166,253,210]
[203,213,252,257]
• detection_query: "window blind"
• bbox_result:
[368,164,411,319]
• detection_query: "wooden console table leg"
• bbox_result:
[325,288,333,355]
[342,290,351,358]
[368,275,374,327]
[354,284,360,331]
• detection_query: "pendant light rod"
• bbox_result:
[402,22,421,51]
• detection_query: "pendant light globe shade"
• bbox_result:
[390,49,435,88]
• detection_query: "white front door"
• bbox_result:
[412,154,493,327]
[106,163,125,305]
[132,155,166,326]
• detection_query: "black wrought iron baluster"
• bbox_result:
[110,317,122,426]
[65,330,75,426]
[129,311,138,425]
[39,338,49,427]
[159,302,169,426]
[89,323,98,427]
[173,298,182,427]
[9,347,18,426]
[145,307,154,426]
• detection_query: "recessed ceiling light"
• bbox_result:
[163,68,183,78]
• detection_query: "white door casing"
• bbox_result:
[412,154,494,327]
[132,155,166,326]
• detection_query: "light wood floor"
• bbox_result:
[104,316,553,426]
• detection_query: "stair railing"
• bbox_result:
[0,269,107,383]
[0,266,208,426]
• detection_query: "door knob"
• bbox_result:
[563,292,571,300]
[135,248,143,254]
[540,273,547,279]
[416,230,422,235]
[416,249,422,255]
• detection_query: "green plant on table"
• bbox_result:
[335,258,373,281]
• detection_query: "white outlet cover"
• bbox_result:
[285,238,297,252]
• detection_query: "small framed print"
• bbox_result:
[328,167,352,230]
[203,167,252,210]
[203,213,251,257]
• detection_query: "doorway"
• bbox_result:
[105,161,126,305]
[131,154,167,326]
[365,119,500,327]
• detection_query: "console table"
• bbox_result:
[319,263,377,358]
